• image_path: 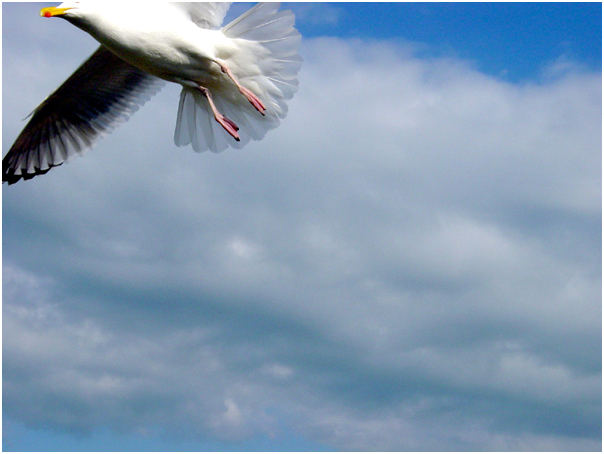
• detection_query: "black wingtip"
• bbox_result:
[3,164,59,185]
[3,173,23,185]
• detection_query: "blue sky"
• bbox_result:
[302,3,602,80]
[2,2,602,451]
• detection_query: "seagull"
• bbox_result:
[3,2,301,184]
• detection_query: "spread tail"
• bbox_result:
[174,3,302,152]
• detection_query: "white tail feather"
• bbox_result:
[173,3,301,153]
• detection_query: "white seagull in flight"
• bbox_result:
[3,2,301,184]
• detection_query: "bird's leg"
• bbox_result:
[198,86,240,141]
[217,61,266,115]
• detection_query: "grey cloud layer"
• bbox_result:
[3,7,601,450]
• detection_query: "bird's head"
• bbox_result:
[40,2,105,28]
[40,2,106,31]
[40,2,80,19]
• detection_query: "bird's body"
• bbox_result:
[3,2,302,184]
[78,5,222,84]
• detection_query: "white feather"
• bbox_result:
[172,2,231,29]
[173,2,302,153]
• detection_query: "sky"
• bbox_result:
[2,1,602,451]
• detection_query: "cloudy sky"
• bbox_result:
[2,2,601,451]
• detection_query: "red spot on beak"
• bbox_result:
[43,11,52,17]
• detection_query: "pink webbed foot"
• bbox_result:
[219,62,266,115]
[240,86,266,115]
[198,85,240,142]
[216,114,240,141]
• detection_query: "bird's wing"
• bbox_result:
[3,45,164,185]
[171,2,231,29]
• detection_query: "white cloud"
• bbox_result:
[2,4,601,450]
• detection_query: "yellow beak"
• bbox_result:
[40,6,72,18]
